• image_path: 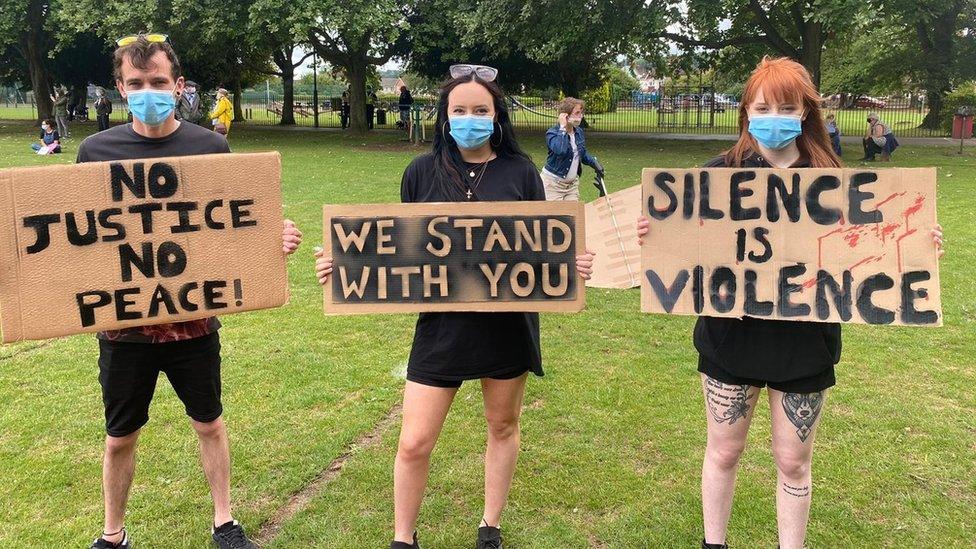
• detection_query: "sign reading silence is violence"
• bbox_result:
[0,152,289,342]
[640,167,941,326]
[322,202,585,313]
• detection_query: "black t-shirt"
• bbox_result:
[692,152,842,382]
[76,122,231,343]
[401,152,546,382]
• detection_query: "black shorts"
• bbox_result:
[698,356,835,394]
[98,333,222,437]
[406,366,530,389]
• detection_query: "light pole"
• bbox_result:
[312,51,319,128]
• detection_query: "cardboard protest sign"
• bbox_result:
[323,201,585,313]
[640,168,941,326]
[584,184,642,289]
[0,152,288,342]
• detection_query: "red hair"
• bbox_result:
[725,57,841,168]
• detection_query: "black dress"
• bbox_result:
[400,153,546,387]
[693,153,842,392]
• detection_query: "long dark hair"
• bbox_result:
[431,74,532,200]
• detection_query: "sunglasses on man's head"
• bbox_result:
[449,64,498,82]
[116,33,169,47]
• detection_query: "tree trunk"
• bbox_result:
[346,59,368,135]
[24,0,53,123]
[916,1,961,130]
[233,77,245,122]
[273,48,296,126]
[280,68,296,126]
[797,20,824,90]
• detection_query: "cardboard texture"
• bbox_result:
[584,184,642,289]
[0,152,288,342]
[323,201,585,314]
[640,168,941,326]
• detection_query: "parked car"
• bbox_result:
[855,95,887,109]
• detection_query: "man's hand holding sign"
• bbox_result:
[636,167,944,325]
[315,201,594,312]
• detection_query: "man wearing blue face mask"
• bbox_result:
[76,34,302,549]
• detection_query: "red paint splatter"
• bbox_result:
[849,255,883,270]
[875,191,907,210]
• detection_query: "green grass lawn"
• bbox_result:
[0,118,973,548]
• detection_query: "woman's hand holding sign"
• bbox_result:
[282,219,302,254]
[933,224,945,259]
[576,249,595,280]
[314,247,334,285]
[636,215,649,246]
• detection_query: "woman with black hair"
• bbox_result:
[316,64,594,549]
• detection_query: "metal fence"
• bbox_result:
[1,86,944,138]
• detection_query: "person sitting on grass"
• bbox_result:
[861,112,899,161]
[31,119,62,154]
[825,113,841,156]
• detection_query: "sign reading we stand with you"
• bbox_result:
[322,201,585,314]
[640,167,941,326]
[0,152,289,342]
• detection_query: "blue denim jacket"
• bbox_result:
[544,124,599,178]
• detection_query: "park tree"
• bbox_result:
[466,0,648,97]
[876,0,974,129]
[399,0,562,93]
[249,0,313,125]
[0,0,59,121]
[305,0,412,135]
[650,0,866,88]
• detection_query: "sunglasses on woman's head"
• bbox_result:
[116,33,169,47]
[449,64,498,82]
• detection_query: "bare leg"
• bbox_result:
[481,373,528,527]
[191,417,233,527]
[393,381,458,543]
[102,431,140,544]
[700,374,760,545]
[770,388,827,549]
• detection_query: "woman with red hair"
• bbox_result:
[638,57,944,548]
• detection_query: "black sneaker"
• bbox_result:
[702,539,728,549]
[212,520,256,549]
[477,525,502,549]
[390,531,419,549]
[89,529,131,549]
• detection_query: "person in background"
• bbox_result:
[399,85,414,132]
[825,113,841,156]
[31,119,61,153]
[316,63,594,549]
[177,79,202,124]
[95,88,113,132]
[861,112,898,161]
[78,34,302,549]
[52,86,71,138]
[366,87,378,130]
[541,97,604,201]
[341,89,350,129]
[210,88,233,136]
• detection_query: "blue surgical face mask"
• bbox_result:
[126,88,177,126]
[748,114,802,150]
[448,115,495,149]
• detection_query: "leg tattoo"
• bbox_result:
[782,391,824,442]
[782,482,811,497]
[704,377,754,425]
